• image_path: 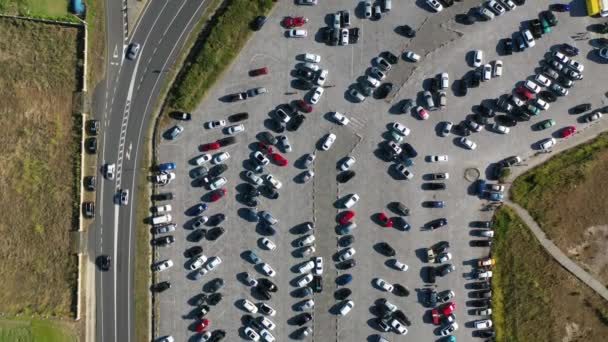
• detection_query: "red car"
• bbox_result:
[516,86,535,101]
[210,188,227,202]
[339,211,355,225]
[196,318,210,333]
[442,302,456,316]
[432,309,441,325]
[271,153,288,167]
[200,142,221,152]
[296,99,313,113]
[249,67,269,77]
[378,213,393,228]
[561,125,576,138]
[284,16,308,28]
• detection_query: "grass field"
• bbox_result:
[168,0,274,112]
[492,206,608,341]
[0,0,73,20]
[511,133,608,285]
[0,318,78,342]
[0,18,80,318]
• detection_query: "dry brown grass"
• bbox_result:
[0,18,80,317]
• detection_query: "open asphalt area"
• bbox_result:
[153,0,608,341]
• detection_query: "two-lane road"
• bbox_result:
[92,1,212,341]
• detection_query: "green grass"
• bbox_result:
[0,318,77,342]
[0,0,77,21]
[510,132,608,223]
[168,0,274,111]
[491,206,608,341]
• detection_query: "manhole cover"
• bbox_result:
[464,168,480,182]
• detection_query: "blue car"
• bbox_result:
[158,162,176,172]
[487,191,503,202]
[245,250,261,264]
[190,203,208,216]
[427,201,445,208]
[336,274,352,286]
[550,3,570,12]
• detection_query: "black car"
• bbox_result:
[503,38,513,55]
[376,317,391,332]
[374,83,393,99]
[84,201,95,218]
[469,299,492,307]
[469,72,480,88]
[260,184,279,199]
[539,90,557,102]
[243,314,264,330]
[402,142,418,158]
[470,281,491,290]
[399,24,416,38]
[206,227,225,241]
[348,28,360,44]
[429,78,440,93]
[258,278,278,292]
[540,10,557,26]
[453,123,471,136]
[251,16,267,30]
[210,330,226,341]
[427,267,437,283]
[191,228,206,242]
[456,79,468,96]
[392,284,409,297]
[473,113,489,125]
[512,107,531,121]
[294,68,315,82]
[241,194,258,207]
[560,43,579,56]
[100,255,111,271]
[390,201,410,216]
[340,10,350,27]
[336,259,356,270]
[321,27,332,43]
[334,288,352,300]
[337,170,355,183]
[393,310,411,326]
[86,137,97,154]
[217,136,236,147]
[207,213,226,226]
[572,103,591,114]
[422,288,438,307]
[425,182,446,191]
[439,0,454,7]
[154,192,173,201]
[197,305,210,319]
[312,276,323,293]
[529,19,543,39]
[550,3,569,12]
[338,234,355,247]
[382,51,399,64]
[227,112,249,123]
[293,313,313,326]
[471,240,492,247]
[478,104,495,118]
[478,329,496,338]
[84,176,96,191]
[241,183,260,197]
[152,235,175,246]
[174,111,191,121]
[428,218,447,230]
[287,114,306,131]
[496,115,517,127]
[515,34,526,51]
[431,241,450,255]
[207,278,224,292]
[185,246,203,258]
[87,119,100,135]
[227,92,247,102]
[260,131,277,145]
[154,281,171,292]
[471,290,492,298]
[377,242,396,257]
[207,293,222,305]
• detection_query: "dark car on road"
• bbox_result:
[100,255,111,271]
[206,227,225,241]
[334,288,352,300]
[502,38,513,55]
[185,246,203,258]
[426,267,436,283]
[470,281,491,290]
[374,83,393,99]
[392,284,409,297]
[425,182,446,190]
[294,313,313,326]
[228,112,249,123]
[471,240,492,247]
[428,218,448,230]
[337,259,356,270]
[572,103,591,114]
[86,137,97,154]
[469,299,492,307]
[399,24,416,37]
[217,136,236,147]
[377,242,396,257]
[437,264,455,276]
[87,119,100,135]
[337,170,355,183]
[154,192,173,201]
[152,235,175,246]
[84,176,96,191]
[251,16,267,30]
[471,290,492,298]
[153,281,171,293]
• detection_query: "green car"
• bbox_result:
[526,105,540,116]
[541,20,550,33]
[537,119,556,130]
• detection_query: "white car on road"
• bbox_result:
[304,53,320,63]
[343,193,360,208]
[201,256,222,275]
[153,259,174,272]
[492,123,510,134]
[261,263,277,277]
[375,278,394,292]
[105,163,116,179]
[241,299,258,313]
[189,255,208,270]
[338,247,356,261]
[338,300,354,316]
[332,112,350,125]
[264,174,283,189]
[425,0,443,12]
[244,327,260,341]
[391,122,411,136]
[340,156,356,171]
[212,152,230,164]
[475,319,493,329]
[313,257,323,275]
[392,259,409,271]
[297,261,315,274]
[539,137,556,150]
[288,29,307,38]
[404,51,420,62]
[428,155,448,162]
[297,273,314,287]
[321,133,336,151]
[473,50,483,67]
[260,237,276,251]
[460,137,477,150]
[226,124,245,135]
[309,86,324,104]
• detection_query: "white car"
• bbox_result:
[392,259,409,271]
[332,13,341,29]
[396,164,414,180]
[298,0,317,4]
[348,87,365,102]
[338,247,356,261]
[245,170,264,185]
[535,98,550,111]
[302,62,320,72]
[482,64,492,81]
[375,278,394,292]
[259,330,275,342]
[304,53,320,63]
[201,256,222,274]
[321,133,336,151]
[213,152,230,164]
[480,230,495,237]
[153,204,172,213]
[522,29,535,47]
[374,56,392,71]
[261,263,277,277]
[488,0,505,14]
[226,124,245,135]
[259,316,276,330]
[478,6,495,20]
[340,28,349,46]
[390,318,408,335]
[493,60,503,77]
[252,151,270,167]
[244,327,260,341]
[492,123,510,134]
[332,112,350,125]
[260,210,278,225]
[425,0,443,12]
[264,174,283,189]
[208,176,227,190]
[194,154,211,165]
[460,137,477,150]
[277,135,292,152]
[189,254,208,270]
[297,261,315,274]
[343,193,360,208]
[428,155,448,162]
[297,273,314,287]
[552,51,570,63]
[404,51,420,62]
[391,122,411,136]
[365,75,381,88]
[105,163,116,179]
[503,0,517,10]
[567,59,584,72]
[260,237,276,251]
[244,272,258,287]
[441,121,453,137]
[313,257,323,275]
[298,234,315,247]
[297,299,314,311]
[473,50,483,67]
[310,86,324,104]
[475,319,493,329]
[364,0,372,18]
[340,156,356,171]
[338,300,355,316]
[524,80,541,94]
[387,141,402,155]
[437,253,452,263]
[288,29,307,38]
[539,137,556,150]
[477,270,493,279]
[204,120,226,129]
[440,322,459,336]
[120,189,129,205]
[241,299,258,313]
[316,69,329,86]
[370,67,387,81]
[153,259,174,272]
[440,72,449,89]
[534,74,552,87]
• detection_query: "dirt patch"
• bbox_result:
[0,18,80,317]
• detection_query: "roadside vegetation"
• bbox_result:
[168,0,274,111]
[0,318,77,342]
[0,15,80,333]
[0,0,78,22]
[510,133,608,283]
[492,206,608,341]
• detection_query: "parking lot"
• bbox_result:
[153,0,608,341]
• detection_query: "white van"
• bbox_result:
[152,214,172,225]
[384,0,392,12]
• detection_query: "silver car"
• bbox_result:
[423,91,435,109]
